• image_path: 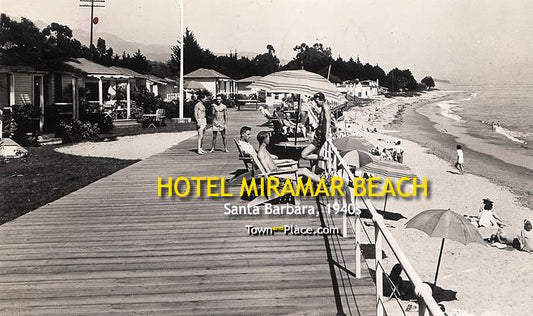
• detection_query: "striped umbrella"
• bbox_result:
[360,159,417,179]
[249,70,344,102]
[360,159,417,211]
[334,136,374,153]
[405,209,485,286]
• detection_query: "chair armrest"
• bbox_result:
[276,160,298,167]
[266,169,298,176]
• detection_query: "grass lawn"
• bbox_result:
[0,146,138,225]
[102,120,197,138]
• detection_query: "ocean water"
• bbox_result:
[419,84,533,171]
[449,84,533,145]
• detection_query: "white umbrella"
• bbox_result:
[250,70,344,146]
[250,70,343,102]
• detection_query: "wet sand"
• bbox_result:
[388,95,533,211]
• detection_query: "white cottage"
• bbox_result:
[183,68,236,96]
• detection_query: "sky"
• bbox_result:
[2,0,533,84]
[1,0,180,47]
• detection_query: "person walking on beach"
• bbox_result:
[209,94,229,153]
[393,140,404,163]
[194,95,209,155]
[455,144,464,174]
[301,92,331,164]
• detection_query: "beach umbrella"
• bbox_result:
[405,209,485,286]
[359,160,417,211]
[334,136,374,153]
[249,70,343,102]
[250,70,344,146]
[183,80,206,90]
[341,150,375,168]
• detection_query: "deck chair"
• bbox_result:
[246,150,301,207]
[102,100,117,120]
[231,139,297,186]
[148,108,166,128]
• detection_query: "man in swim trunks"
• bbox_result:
[194,95,209,155]
[301,92,331,162]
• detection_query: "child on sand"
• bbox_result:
[455,144,464,174]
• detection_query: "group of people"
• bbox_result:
[194,94,230,154]
[369,140,404,163]
[237,92,332,183]
[473,198,532,253]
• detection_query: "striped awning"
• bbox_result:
[250,70,344,103]
[360,160,417,179]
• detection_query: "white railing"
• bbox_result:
[319,139,444,316]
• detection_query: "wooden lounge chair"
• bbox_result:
[148,108,166,128]
[246,149,300,207]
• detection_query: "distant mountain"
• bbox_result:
[27,18,172,62]
[72,29,172,62]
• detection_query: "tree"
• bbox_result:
[284,42,332,72]
[170,28,210,75]
[130,49,151,74]
[1,15,90,69]
[421,76,435,89]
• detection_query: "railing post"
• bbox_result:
[354,214,361,279]
[375,220,384,316]
[416,283,433,316]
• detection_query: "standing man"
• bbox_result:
[194,95,208,155]
[301,92,331,162]
[393,140,404,163]
[455,144,464,174]
[209,94,229,153]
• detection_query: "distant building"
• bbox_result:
[337,79,380,99]
[183,68,236,96]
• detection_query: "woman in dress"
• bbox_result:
[209,94,229,153]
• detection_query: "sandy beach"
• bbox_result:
[347,91,533,315]
[55,131,196,159]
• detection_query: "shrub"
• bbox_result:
[3,104,40,144]
[133,87,165,114]
[78,100,114,132]
[57,119,100,143]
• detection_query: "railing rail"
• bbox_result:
[319,139,444,316]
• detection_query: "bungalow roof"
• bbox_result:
[0,65,46,74]
[184,68,230,79]
[109,66,147,79]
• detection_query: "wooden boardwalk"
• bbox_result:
[0,109,376,315]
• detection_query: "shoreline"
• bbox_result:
[347,91,533,316]
[386,93,533,212]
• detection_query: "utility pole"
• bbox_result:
[178,0,184,119]
[80,0,105,61]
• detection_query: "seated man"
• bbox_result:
[256,131,322,183]
[238,126,288,162]
[237,126,255,156]
[492,219,532,252]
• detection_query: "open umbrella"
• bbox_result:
[359,159,417,211]
[183,80,206,90]
[341,150,375,168]
[334,136,374,153]
[250,70,344,146]
[250,70,343,102]
[405,209,485,286]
